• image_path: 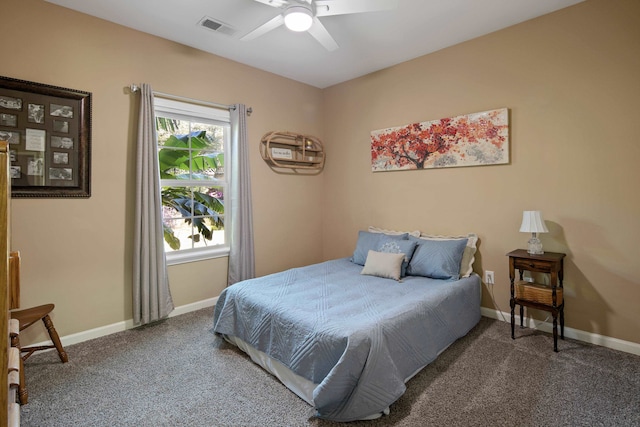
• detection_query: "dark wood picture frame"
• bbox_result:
[0,76,91,198]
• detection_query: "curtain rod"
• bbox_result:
[129,84,252,116]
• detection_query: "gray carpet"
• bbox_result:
[19,308,640,426]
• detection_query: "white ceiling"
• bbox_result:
[44,0,584,89]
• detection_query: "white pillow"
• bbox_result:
[361,250,404,281]
[368,226,421,238]
[417,233,478,278]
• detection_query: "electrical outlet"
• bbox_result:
[485,270,495,285]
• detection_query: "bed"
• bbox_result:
[213,229,481,422]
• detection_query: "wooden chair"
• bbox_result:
[8,251,68,404]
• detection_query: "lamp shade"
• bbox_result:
[519,211,549,233]
[284,5,313,32]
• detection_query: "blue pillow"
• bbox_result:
[351,231,408,266]
[407,237,468,280]
[376,236,418,277]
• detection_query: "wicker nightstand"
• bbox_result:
[507,249,566,352]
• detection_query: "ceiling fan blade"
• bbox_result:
[315,0,398,17]
[240,14,285,41]
[307,17,339,51]
[251,0,289,8]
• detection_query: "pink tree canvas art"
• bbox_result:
[370,108,509,172]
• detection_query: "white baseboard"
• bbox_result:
[48,297,219,349]
[481,307,640,356]
[169,297,219,318]
[33,300,640,358]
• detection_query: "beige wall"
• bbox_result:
[322,0,640,344]
[4,0,639,347]
[5,0,326,345]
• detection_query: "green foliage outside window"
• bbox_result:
[157,119,225,251]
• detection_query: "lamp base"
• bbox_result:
[527,236,544,255]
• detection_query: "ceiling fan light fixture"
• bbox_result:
[284,5,313,32]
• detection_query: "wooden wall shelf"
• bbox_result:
[260,131,325,175]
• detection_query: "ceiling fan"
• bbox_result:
[241,0,398,51]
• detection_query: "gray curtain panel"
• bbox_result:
[133,83,174,325]
[228,104,255,285]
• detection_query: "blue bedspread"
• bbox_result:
[213,258,481,421]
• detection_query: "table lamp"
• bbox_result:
[520,210,548,254]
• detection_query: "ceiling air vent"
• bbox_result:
[198,16,237,37]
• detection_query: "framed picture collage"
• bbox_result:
[0,76,91,198]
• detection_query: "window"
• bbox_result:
[154,97,230,264]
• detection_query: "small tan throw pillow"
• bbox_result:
[361,250,405,281]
